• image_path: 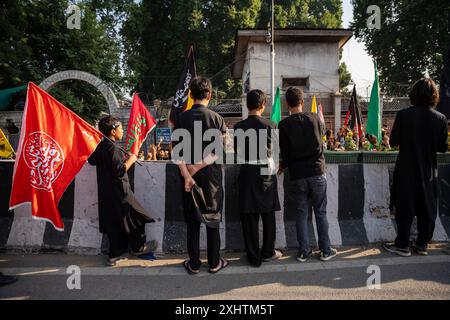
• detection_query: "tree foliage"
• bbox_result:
[122,0,348,100]
[0,0,349,122]
[351,0,450,95]
[0,0,125,123]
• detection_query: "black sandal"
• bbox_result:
[183,259,200,275]
[209,258,229,274]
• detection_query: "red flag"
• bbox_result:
[9,82,103,231]
[318,103,325,126]
[125,93,157,155]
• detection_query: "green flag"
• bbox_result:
[366,61,382,144]
[270,87,281,126]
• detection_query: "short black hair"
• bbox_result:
[189,76,212,100]
[285,87,304,108]
[409,78,439,107]
[246,89,267,110]
[98,116,121,136]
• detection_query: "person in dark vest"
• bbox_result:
[234,89,282,267]
[173,76,229,274]
[88,116,156,266]
[278,87,337,262]
[384,78,448,256]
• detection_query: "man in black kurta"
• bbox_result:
[384,79,448,256]
[88,116,155,266]
[234,89,281,267]
[172,77,228,274]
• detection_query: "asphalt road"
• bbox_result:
[1,246,449,300]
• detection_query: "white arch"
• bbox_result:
[39,70,119,114]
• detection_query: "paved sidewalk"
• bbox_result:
[1,243,449,300]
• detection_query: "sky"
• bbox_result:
[341,0,375,97]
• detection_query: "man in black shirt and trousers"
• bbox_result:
[384,78,448,256]
[234,89,282,267]
[278,87,337,262]
[173,77,229,274]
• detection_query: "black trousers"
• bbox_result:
[240,211,276,267]
[186,218,221,270]
[107,229,128,259]
[107,213,146,259]
[394,196,436,248]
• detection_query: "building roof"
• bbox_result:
[233,28,353,78]
[209,101,242,115]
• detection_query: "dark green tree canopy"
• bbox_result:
[0,0,126,123]
[351,0,450,95]
[1,0,349,122]
[122,0,349,101]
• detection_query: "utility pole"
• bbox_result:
[267,0,275,107]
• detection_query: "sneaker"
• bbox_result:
[412,242,428,256]
[296,249,312,262]
[320,248,338,261]
[263,249,283,262]
[382,242,411,257]
[106,256,128,267]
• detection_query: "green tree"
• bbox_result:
[122,0,349,100]
[351,0,450,95]
[0,0,125,123]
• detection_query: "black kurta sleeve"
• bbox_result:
[279,123,290,169]
[108,144,126,178]
[390,111,401,147]
[87,147,98,165]
[233,124,238,155]
[438,119,449,153]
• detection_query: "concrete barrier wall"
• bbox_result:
[1,160,449,254]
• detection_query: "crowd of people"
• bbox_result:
[137,141,171,161]
[324,125,393,152]
[0,76,448,279]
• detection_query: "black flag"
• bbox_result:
[344,85,363,138]
[437,48,450,119]
[169,46,197,125]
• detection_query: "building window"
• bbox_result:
[282,77,309,90]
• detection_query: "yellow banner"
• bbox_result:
[311,95,318,113]
[0,128,15,159]
[184,89,194,112]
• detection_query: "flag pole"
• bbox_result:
[101,135,143,167]
[270,0,275,107]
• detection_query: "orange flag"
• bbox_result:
[9,82,103,231]
[125,93,157,155]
